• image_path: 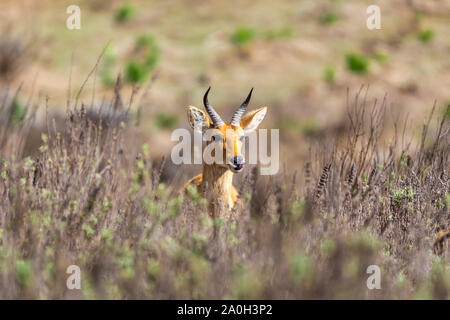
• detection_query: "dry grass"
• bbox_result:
[0,81,448,299]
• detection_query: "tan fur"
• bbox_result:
[184,167,239,212]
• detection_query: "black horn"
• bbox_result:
[230,88,253,126]
[203,87,224,127]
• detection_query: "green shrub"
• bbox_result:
[231,27,256,46]
[115,4,135,23]
[124,34,159,84]
[12,99,25,124]
[319,11,339,25]
[346,52,370,74]
[125,60,147,83]
[418,29,435,43]
[137,34,160,70]
[392,186,414,205]
[15,259,33,288]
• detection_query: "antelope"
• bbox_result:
[184,87,267,214]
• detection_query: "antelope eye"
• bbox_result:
[212,135,222,142]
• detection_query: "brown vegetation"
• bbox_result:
[0,82,448,299]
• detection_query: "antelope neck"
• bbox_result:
[202,163,234,199]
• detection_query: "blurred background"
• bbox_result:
[0,0,449,182]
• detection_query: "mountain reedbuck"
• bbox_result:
[184,87,267,214]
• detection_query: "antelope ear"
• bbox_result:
[187,106,210,132]
[240,107,267,133]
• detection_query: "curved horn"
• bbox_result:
[203,87,224,127]
[230,88,253,126]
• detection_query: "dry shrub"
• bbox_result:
[0,83,448,299]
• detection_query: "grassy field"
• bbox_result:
[0,0,448,299]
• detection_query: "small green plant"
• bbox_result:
[115,4,135,23]
[346,52,370,74]
[146,258,161,280]
[168,196,183,217]
[125,60,147,83]
[319,11,339,25]
[399,152,409,167]
[231,27,256,47]
[136,34,160,71]
[186,183,199,200]
[417,29,435,43]
[15,259,33,288]
[11,99,25,124]
[392,186,414,205]
[124,34,159,84]
[407,186,415,200]
[392,188,405,204]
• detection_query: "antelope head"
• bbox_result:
[187,87,267,173]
